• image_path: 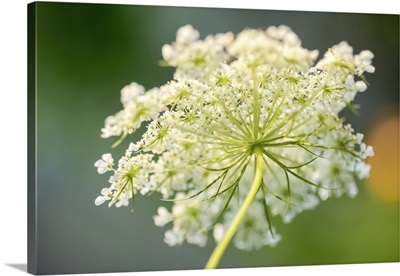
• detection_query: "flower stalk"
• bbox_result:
[205,147,265,269]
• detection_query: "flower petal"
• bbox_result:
[95,196,107,206]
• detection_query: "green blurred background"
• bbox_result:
[33,2,399,274]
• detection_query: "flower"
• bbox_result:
[94,153,114,174]
[95,188,112,206]
[156,192,218,247]
[94,25,374,266]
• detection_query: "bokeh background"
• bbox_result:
[32,2,399,274]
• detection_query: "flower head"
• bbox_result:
[94,25,374,256]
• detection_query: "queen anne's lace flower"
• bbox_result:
[94,153,114,174]
[94,25,374,267]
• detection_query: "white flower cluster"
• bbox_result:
[94,25,374,251]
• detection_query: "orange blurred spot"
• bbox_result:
[366,109,399,202]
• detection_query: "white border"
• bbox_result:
[0,1,398,276]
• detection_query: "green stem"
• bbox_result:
[205,147,265,269]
